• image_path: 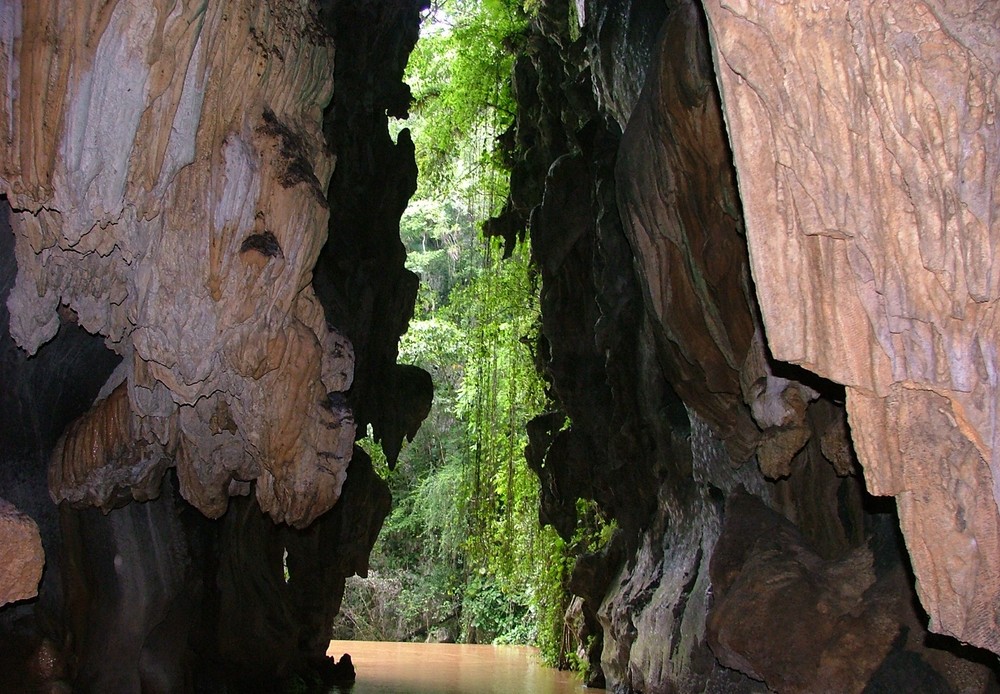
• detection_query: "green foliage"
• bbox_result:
[461,574,529,644]
[406,0,527,204]
[527,526,570,665]
[332,0,592,670]
[400,198,481,314]
[332,571,406,641]
[571,498,618,555]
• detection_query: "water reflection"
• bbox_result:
[326,640,602,694]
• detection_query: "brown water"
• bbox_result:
[325,640,603,694]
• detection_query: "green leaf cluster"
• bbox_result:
[404,0,527,207]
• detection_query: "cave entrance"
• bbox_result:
[4,0,1000,691]
[329,0,610,678]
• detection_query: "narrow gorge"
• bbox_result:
[1,0,997,692]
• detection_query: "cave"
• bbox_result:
[1,0,998,692]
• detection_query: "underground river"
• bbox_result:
[325,640,603,693]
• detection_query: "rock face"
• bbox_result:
[701,0,1000,653]
[0,498,43,606]
[313,0,429,469]
[503,0,1000,691]
[2,0,352,528]
[0,199,121,620]
[55,449,390,691]
[1,0,997,690]
[707,492,898,694]
[0,0,425,689]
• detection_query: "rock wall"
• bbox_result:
[506,0,1000,691]
[1,200,116,616]
[0,0,425,689]
[701,0,1000,654]
[1,0,996,689]
[2,0,351,528]
[313,0,432,469]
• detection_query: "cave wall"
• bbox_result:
[701,0,1000,654]
[1,0,996,690]
[508,0,1000,691]
[0,0,424,689]
[0,198,121,618]
[2,0,353,528]
[313,0,432,469]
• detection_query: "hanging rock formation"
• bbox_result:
[1,0,997,691]
[1,0,426,689]
[701,0,1000,654]
[313,0,431,470]
[2,0,352,529]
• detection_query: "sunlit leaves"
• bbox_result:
[335,0,580,656]
[405,0,527,206]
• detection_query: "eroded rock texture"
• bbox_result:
[0,199,121,620]
[1,0,995,689]
[0,498,43,606]
[701,0,1000,653]
[314,0,430,469]
[1,0,425,690]
[707,491,898,693]
[505,0,999,690]
[55,450,390,691]
[2,0,351,528]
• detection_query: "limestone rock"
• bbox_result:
[55,446,391,691]
[0,498,44,606]
[529,139,663,542]
[313,0,426,470]
[1,0,353,527]
[598,413,772,693]
[614,0,755,459]
[615,0,826,471]
[0,201,124,463]
[58,478,198,692]
[588,0,668,130]
[701,0,1000,652]
[707,492,898,694]
[50,383,171,511]
[0,0,424,689]
[499,1,873,689]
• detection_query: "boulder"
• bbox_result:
[0,498,43,606]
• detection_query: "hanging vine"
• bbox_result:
[335,0,580,666]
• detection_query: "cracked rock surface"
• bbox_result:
[702,0,1000,652]
[0,498,43,606]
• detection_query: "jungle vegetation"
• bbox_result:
[331,0,611,669]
